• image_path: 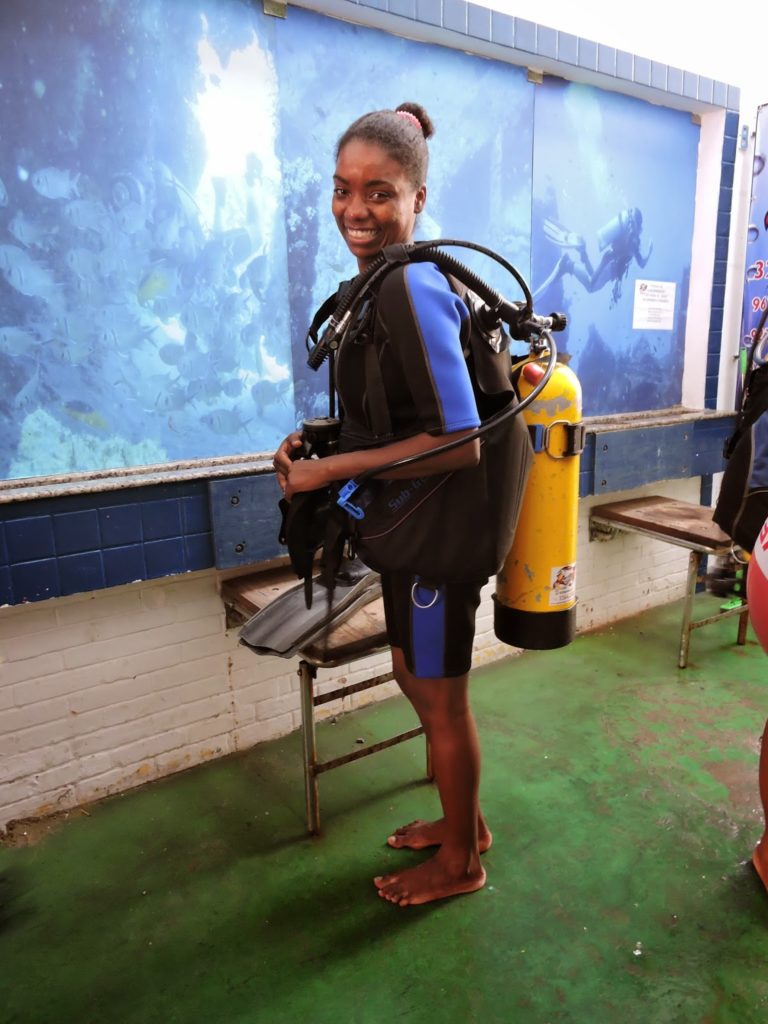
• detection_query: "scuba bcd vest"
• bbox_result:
[281,239,567,601]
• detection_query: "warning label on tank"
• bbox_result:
[549,564,576,606]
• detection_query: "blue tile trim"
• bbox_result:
[441,0,464,32]
[683,70,698,100]
[467,2,490,41]
[316,0,739,111]
[616,50,632,81]
[0,479,217,605]
[667,67,683,95]
[144,538,186,579]
[633,56,651,87]
[0,566,12,606]
[142,498,182,541]
[514,17,535,52]
[705,118,737,410]
[537,25,556,60]
[715,236,730,262]
[53,509,101,556]
[11,559,60,603]
[597,45,616,77]
[5,516,55,563]
[59,552,106,597]
[698,77,713,105]
[556,32,578,65]
[103,545,147,588]
[490,10,515,48]
[577,37,597,72]
[99,503,143,547]
[388,0,416,17]
[415,0,440,26]
[650,61,667,90]
[725,110,740,138]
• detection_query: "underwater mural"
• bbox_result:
[0,0,291,481]
[0,0,700,482]
[531,77,699,416]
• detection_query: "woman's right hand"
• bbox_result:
[272,431,304,487]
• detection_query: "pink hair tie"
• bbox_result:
[396,110,422,132]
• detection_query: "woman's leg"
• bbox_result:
[373,646,486,906]
[753,718,768,889]
[387,646,492,852]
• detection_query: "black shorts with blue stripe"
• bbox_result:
[381,572,485,679]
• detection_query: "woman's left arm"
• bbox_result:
[279,428,479,499]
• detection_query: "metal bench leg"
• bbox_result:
[738,603,750,646]
[299,660,320,834]
[679,550,702,669]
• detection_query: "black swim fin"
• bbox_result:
[238,558,381,658]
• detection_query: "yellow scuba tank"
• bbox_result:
[494,358,584,650]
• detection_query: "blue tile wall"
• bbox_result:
[0,566,12,606]
[705,111,740,410]
[103,545,148,589]
[0,480,216,606]
[59,552,106,597]
[11,559,60,603]
[53,509,101,556]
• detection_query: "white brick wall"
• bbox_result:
[0,477,699,831]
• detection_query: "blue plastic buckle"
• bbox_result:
[337,479,365,520]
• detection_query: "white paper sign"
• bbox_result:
[632,279,676,331]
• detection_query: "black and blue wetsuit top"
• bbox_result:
[335,261,481,451]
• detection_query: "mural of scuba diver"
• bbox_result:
[532,78,698,417]
[535,207,653,307]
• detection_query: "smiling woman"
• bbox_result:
[271,102,534,909]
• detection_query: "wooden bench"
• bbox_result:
[589,495,749,668]
[221,567,430,834]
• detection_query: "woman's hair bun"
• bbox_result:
[395,102,435,140]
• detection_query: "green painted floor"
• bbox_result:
[3,597,768,1024]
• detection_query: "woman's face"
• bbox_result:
[332,139,426,270]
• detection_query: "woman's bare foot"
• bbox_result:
[387,817,492,852]
[374,849,486,907]
[753,834,768,891]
